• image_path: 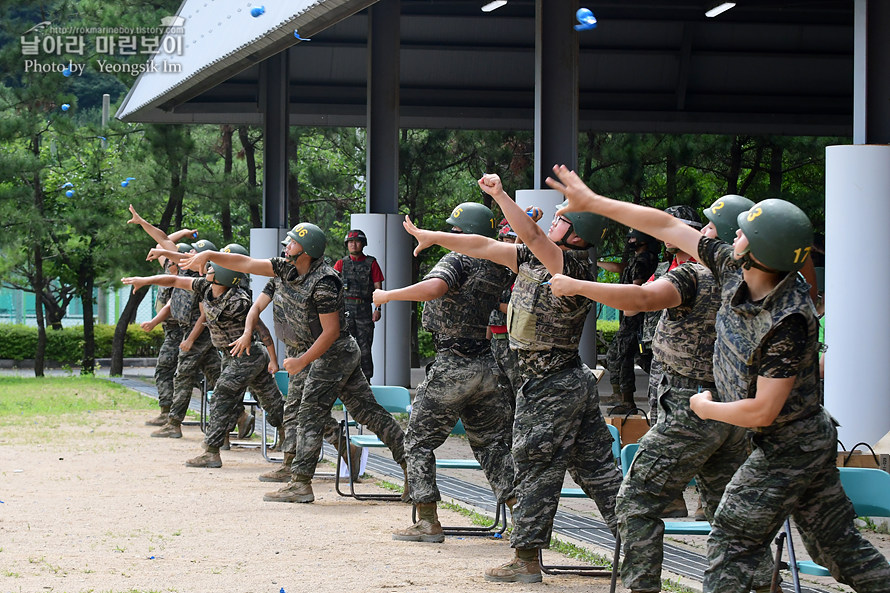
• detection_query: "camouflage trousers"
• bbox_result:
[705,410,890,593]
[155,323,185,408]
[291,337,406,478]
[405,349,514,504]
[511,363,622,549]
[607,318,643,393]
[169,330,222,422]
[490,336,522,401]
[645,357,664,421]
[616,373,775,592]
[346,302,375,381]
[203,345,284,449]
[281,344,343,457]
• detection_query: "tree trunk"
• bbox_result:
[238,126,262,228]
[666,151,677,205]
[33,243,47,378]
[769,144,784,197]
[727,136,743,194]
[110,287,148,376]
[221,125,233,242]
[287,132,300,226]
[80,257,96,375]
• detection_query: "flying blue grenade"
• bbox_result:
[294,30,310,41]
[121,177,136,188]
[575,8,597,31]
[250,5,265,17]
[61,103,70,111]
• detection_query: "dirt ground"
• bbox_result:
[2,391,888,593]
[0,408,628,593]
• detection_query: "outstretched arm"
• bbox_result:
[180,250,274,277]
[549,274,682,312]
[121,274,193,292]
[478,174,564,275]
[373,278,449,305]
[141,302,171,332]
[169,228,198,243]
[546,165,702,261]
[403,216,517,272]
[127,205,176,251]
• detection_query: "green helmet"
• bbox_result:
[208,262,246,288]
[737,199,814,272]
[560,201,608,247]
[176,242,192,253]
[282,223,326,259]
[221,243,249,256]
[446,202,497,238]
[191,239,217,253]
[704,195,755,242]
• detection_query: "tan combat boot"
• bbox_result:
[392,502,445,543]
[151,418,182,438]
[185,444,222,468]
[258,452,295,483]
[484,549,542,583]
[505,497,517,530]
[400,461,411,503]
[693,494,707,521]
[236,409,254,439]
[270,425,285,452]
[263,475,314,503]
[145,405,170,426]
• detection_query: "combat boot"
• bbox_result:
[220,433,231,451]
[145,405,170,426]
[259,452,295,482]
[337,437,363,482]
[185,444,222,468]
[400,461,411,503]
[263,475,314,503]
[601,384,623,406]
[608,392,638,416]
[505,497,517,531]
[392,502,444,543]
[661,495,688,518]
[270,425,285,452]
[484,549,542,583]
[151,418,182,438]
[236,408,254,439]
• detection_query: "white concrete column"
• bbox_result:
[250,227,287,366]
[351,213,411,387]
[824,144,890,446]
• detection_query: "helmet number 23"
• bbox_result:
[792,246,811,264]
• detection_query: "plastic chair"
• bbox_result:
[334,385,411,501]
[539,423,623,586]
[771,467,890,593]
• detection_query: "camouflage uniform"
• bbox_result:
[338,254,380,380]
[698,237,890,593]
[265,257,405,479]
[191,277,284,449]
[167,270,221,423]
[508,245,623,548]
[616,263,773,592]
[406,253,515,504]
[489,284,522,400]
[606,249,659,393]
[263,276,341,456]
[154,286,180,409]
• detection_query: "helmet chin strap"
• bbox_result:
[555,226,588,251]
[740,252,779,274]
[286,249,304,264]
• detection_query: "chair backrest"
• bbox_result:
[620,443,640,476]
[370,385,412,414]
[274,370,289,396]
[838,467,890,518]
[607,423,621,461]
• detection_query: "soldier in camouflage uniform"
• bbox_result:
[549,197,775,593]
[125,206,220,434]
[123,244,285,469]
[488,224,521,400]
[334,229,385,381]
[378,202,515,544]
[546,167,890,593]
[600,230,659,413]
[403,179,623,583]
[181,223,406,504]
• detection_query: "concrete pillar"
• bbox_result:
[824,145,890,446]
[261,52,289,229]
[250,227,287,367]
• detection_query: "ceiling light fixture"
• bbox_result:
[481,1,508,13]
[705,2,736,18]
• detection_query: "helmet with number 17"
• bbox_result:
[737,199,813,272]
